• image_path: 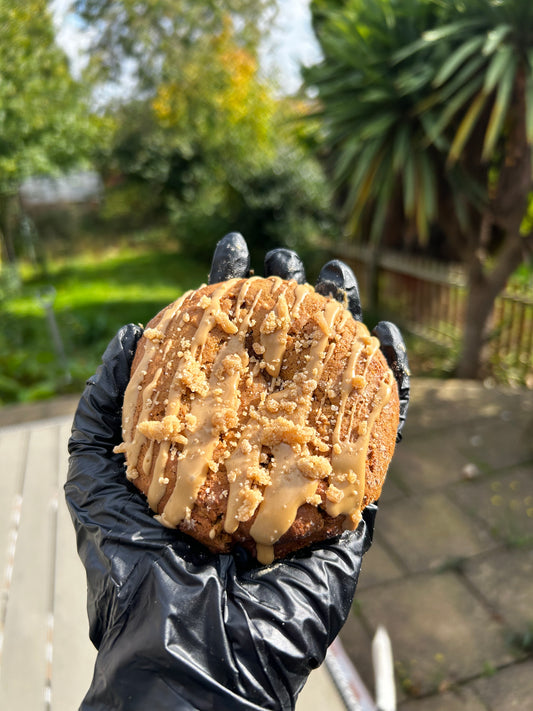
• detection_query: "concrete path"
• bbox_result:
[1,377,532,710]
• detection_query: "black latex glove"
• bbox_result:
[66,232,409,711]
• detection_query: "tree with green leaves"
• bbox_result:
[95,19,280,214]
[307,0,533,379]
[0,0,100,264]
[73,0,277,93]
[77,0,334,263]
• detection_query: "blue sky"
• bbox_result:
[261,0,322,92]
[51,0,322,94]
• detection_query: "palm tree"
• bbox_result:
[307,0,533,379]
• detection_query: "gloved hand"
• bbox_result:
[66,233,409,711]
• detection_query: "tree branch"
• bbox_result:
[487,231,533,299]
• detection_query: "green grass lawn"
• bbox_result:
[0,244,210,404]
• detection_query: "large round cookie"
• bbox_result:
[114,277,400,564]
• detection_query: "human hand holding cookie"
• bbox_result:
[66,233,409,711]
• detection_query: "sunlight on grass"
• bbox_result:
[0,243,210,404]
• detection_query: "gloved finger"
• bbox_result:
[315,260,363,321]
[208,232,250,284]
[264,248,306,284]
[372,321,410,442]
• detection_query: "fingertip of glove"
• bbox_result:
[101,324,142,367]
[119,322,144,348]
[315,260,363,321]
[372,321,410,381]
[264,248,306,284]
[209,232,250,284]
[372,321,403,349]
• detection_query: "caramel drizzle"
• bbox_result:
[223,283,324,539]
[158,279,252,526]
[327,373,393,528]
[326,333,391,528]
[260,287,290,377]
[247,300,343,563]
[117,278,395,565]
[117,291,193,480]
[148,441,170,509]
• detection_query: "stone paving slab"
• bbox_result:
[405,380,533,435]
[388,434,472,492]
[470,659,533,710]
[0,423,62,709]
[452,416,533,473]
[376,492,497,573]
[354,572,514,697]
[0,428,27,588]
[398,686,487,711]
[462,547,533,635]
[451,466,533,547]
[357,537,405,590]
[53,422,98,711]
[296,663,348,711]
[340,378,533,706]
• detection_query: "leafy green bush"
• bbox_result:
[0,242,209,405]
[168,146,337,272]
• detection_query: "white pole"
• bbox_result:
[372,626,396,711]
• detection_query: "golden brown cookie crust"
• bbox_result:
[115,277,400,563]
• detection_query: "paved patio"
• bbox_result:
[0,377,532,710]
[340,378,533,710]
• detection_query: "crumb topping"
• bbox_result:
[326,484,344,503]
[177,352,209,396]
[297,455,332,480]
[144,327,164,342]
[215,309,238,334]
[261,417,317,447]
[137,415,188,445]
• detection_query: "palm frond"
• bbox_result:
[424,73,485,144]
[344,142,385,231]
[418,149,437,223]
[368,169,396,245]
[482,24,512,56]
[525,50,533,145]
[395,64,434,95]
[448,89,490,164]
[358,113,396,141]
[483,45,514,95]
[333,135,363,185]
[392,124,412,173]
[393,36,430,65]
[433,35,485,87]
[402,148,416,217]
[422,18,484,44]
[482,54,518,160]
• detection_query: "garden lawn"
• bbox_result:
[0,245,210,405]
